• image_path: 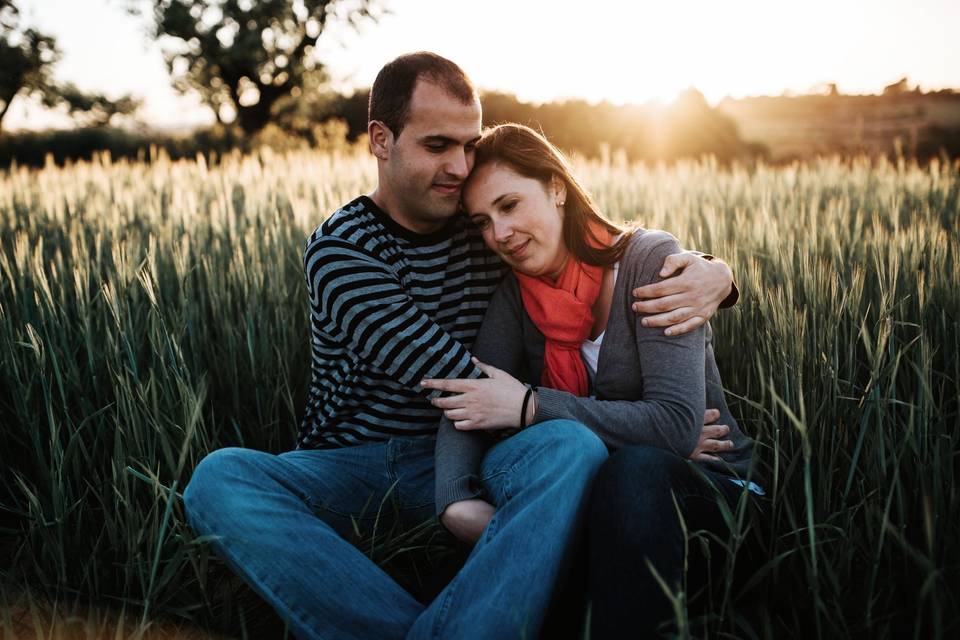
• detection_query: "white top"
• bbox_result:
[581,259,620,379]
[575,241,768,498]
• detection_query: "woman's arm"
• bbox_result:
[427,233,710,457]
[532,232,707,455]
[434,273,530,519]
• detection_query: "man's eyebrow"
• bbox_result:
[421,135,481,145]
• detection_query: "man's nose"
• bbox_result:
[446,149,470,179]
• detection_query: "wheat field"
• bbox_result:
[0,149,957,638]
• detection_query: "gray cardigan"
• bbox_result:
[434,229,757,515]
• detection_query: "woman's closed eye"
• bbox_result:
[471,216,491,230]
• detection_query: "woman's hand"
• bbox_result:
[690,408,735,462]
[632,253,734,336]
[422,358,532,430]
[441,498,496,544]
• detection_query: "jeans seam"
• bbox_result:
[478,470,510,505]
[482,449,534,501]
[430,569,462,639]
[387,438,436,511]
[497,458,527,501]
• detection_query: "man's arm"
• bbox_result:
[532,233,706,454]
[305,235,484,398]
[631,250,738,336]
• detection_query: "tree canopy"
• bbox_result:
[146,0,384,135]
[0,0,59,131]
[0,0,141,132]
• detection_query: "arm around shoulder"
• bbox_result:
[533,231,706,456]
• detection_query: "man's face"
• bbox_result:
[381,80,482,232]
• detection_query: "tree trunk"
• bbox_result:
[235,83,288,136]
[0,91,17,133]
[236,98,274,136]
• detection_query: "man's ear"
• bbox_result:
[368,120,394,160]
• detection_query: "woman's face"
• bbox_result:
[462,162,568,279]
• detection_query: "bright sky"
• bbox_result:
[5,0,959,131]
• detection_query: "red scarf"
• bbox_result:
[516,223,613,396]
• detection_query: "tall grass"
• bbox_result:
[0,149,957,638]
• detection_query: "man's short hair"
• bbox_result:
[368,52,477,138]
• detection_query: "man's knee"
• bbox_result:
[183,447,261,524]
[528,419,608,471]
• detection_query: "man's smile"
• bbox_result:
[432,182,462,196]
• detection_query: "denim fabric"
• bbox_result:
[183,419,607,640]
[585,445,767,639]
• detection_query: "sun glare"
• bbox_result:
[453,0,952,107]
[551,0,802,105]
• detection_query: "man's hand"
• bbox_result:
[422,358,530,430]
[632,253,734,336]
[441,498,496,544]
[690,409,734,462]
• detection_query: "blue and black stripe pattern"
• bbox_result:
[297,195,507,449]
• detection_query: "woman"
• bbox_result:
[421,123,764,637]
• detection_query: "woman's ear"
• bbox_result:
[368,120,394,160]
[552,175,567,208]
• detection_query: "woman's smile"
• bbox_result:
[503,238,531,259]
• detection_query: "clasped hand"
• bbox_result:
[422,358,529,430]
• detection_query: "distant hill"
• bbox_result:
[718,87,960,161]
[6,83,958,168]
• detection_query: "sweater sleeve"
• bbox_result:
[304,235,482,399]
[434,273,529,516]
[533,233,706,456]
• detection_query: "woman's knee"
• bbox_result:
[590,446,690,520]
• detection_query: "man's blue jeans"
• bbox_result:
[182,419,608,640]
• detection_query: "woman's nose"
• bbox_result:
[493,220,513,243]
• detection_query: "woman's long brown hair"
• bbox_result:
[468,123,632,268]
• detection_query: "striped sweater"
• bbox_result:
[296,195,507,449]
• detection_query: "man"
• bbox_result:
[182,52,735,640]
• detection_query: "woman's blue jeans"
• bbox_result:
[585,445,768,639]
[182,419,608,640]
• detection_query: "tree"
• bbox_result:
[0,0,60,132]
[145,0,384,135]
[57,83,142,128]
[883,77,910,96]
[0,0,142,132]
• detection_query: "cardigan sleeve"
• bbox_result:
[434,273,530,516]
[533,232,707,456]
